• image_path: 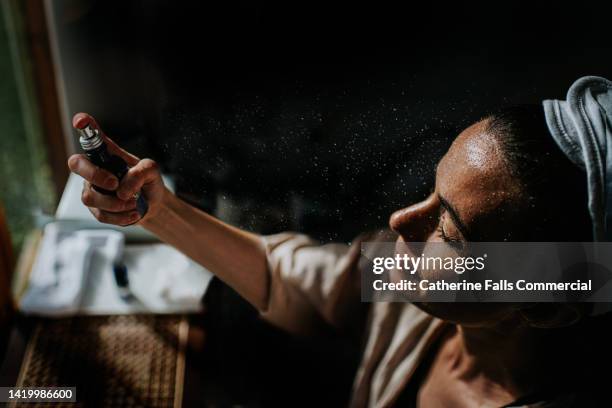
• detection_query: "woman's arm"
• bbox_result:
[68,113,269,310]
[141,190,269,310]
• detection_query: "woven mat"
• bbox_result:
[11,315,187,408]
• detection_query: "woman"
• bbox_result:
[68,77,612,407]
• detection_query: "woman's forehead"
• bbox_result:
[441,120,502,172]
[436,121,522,229]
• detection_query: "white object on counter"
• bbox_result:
[19,222,213,316]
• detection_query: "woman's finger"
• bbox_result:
[72,112,140,166]
[67,154,118,190]
[88,207,141,226]
[81,181,137,212]
[116,158,160,200]
[103,135,140,167]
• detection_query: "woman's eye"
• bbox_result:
[437,211,453,241]
[437,211,464,246]
[436,224,454,242]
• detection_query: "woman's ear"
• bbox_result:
[518,303,584,328]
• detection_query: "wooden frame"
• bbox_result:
[11,0,69,202]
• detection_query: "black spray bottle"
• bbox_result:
[76,121,149,218]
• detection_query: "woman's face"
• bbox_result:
[389,119,526,326]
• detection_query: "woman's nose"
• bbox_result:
[389,193,439,242]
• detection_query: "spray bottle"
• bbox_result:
[75,120,149,218]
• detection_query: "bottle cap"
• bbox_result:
[77,123,104,151]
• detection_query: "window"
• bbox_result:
[0,1,56,251]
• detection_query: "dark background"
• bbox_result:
[51,0,612,242]
[44,1,612,406]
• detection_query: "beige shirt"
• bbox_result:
[260,232,582,408]
[260,231,447,408]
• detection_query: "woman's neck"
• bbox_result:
[451,315,575,398]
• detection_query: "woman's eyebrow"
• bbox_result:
[438,193,471,240]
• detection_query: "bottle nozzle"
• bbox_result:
[77,123,103,151]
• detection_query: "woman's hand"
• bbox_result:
[67,113,268,311]
[67,113,169,226]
